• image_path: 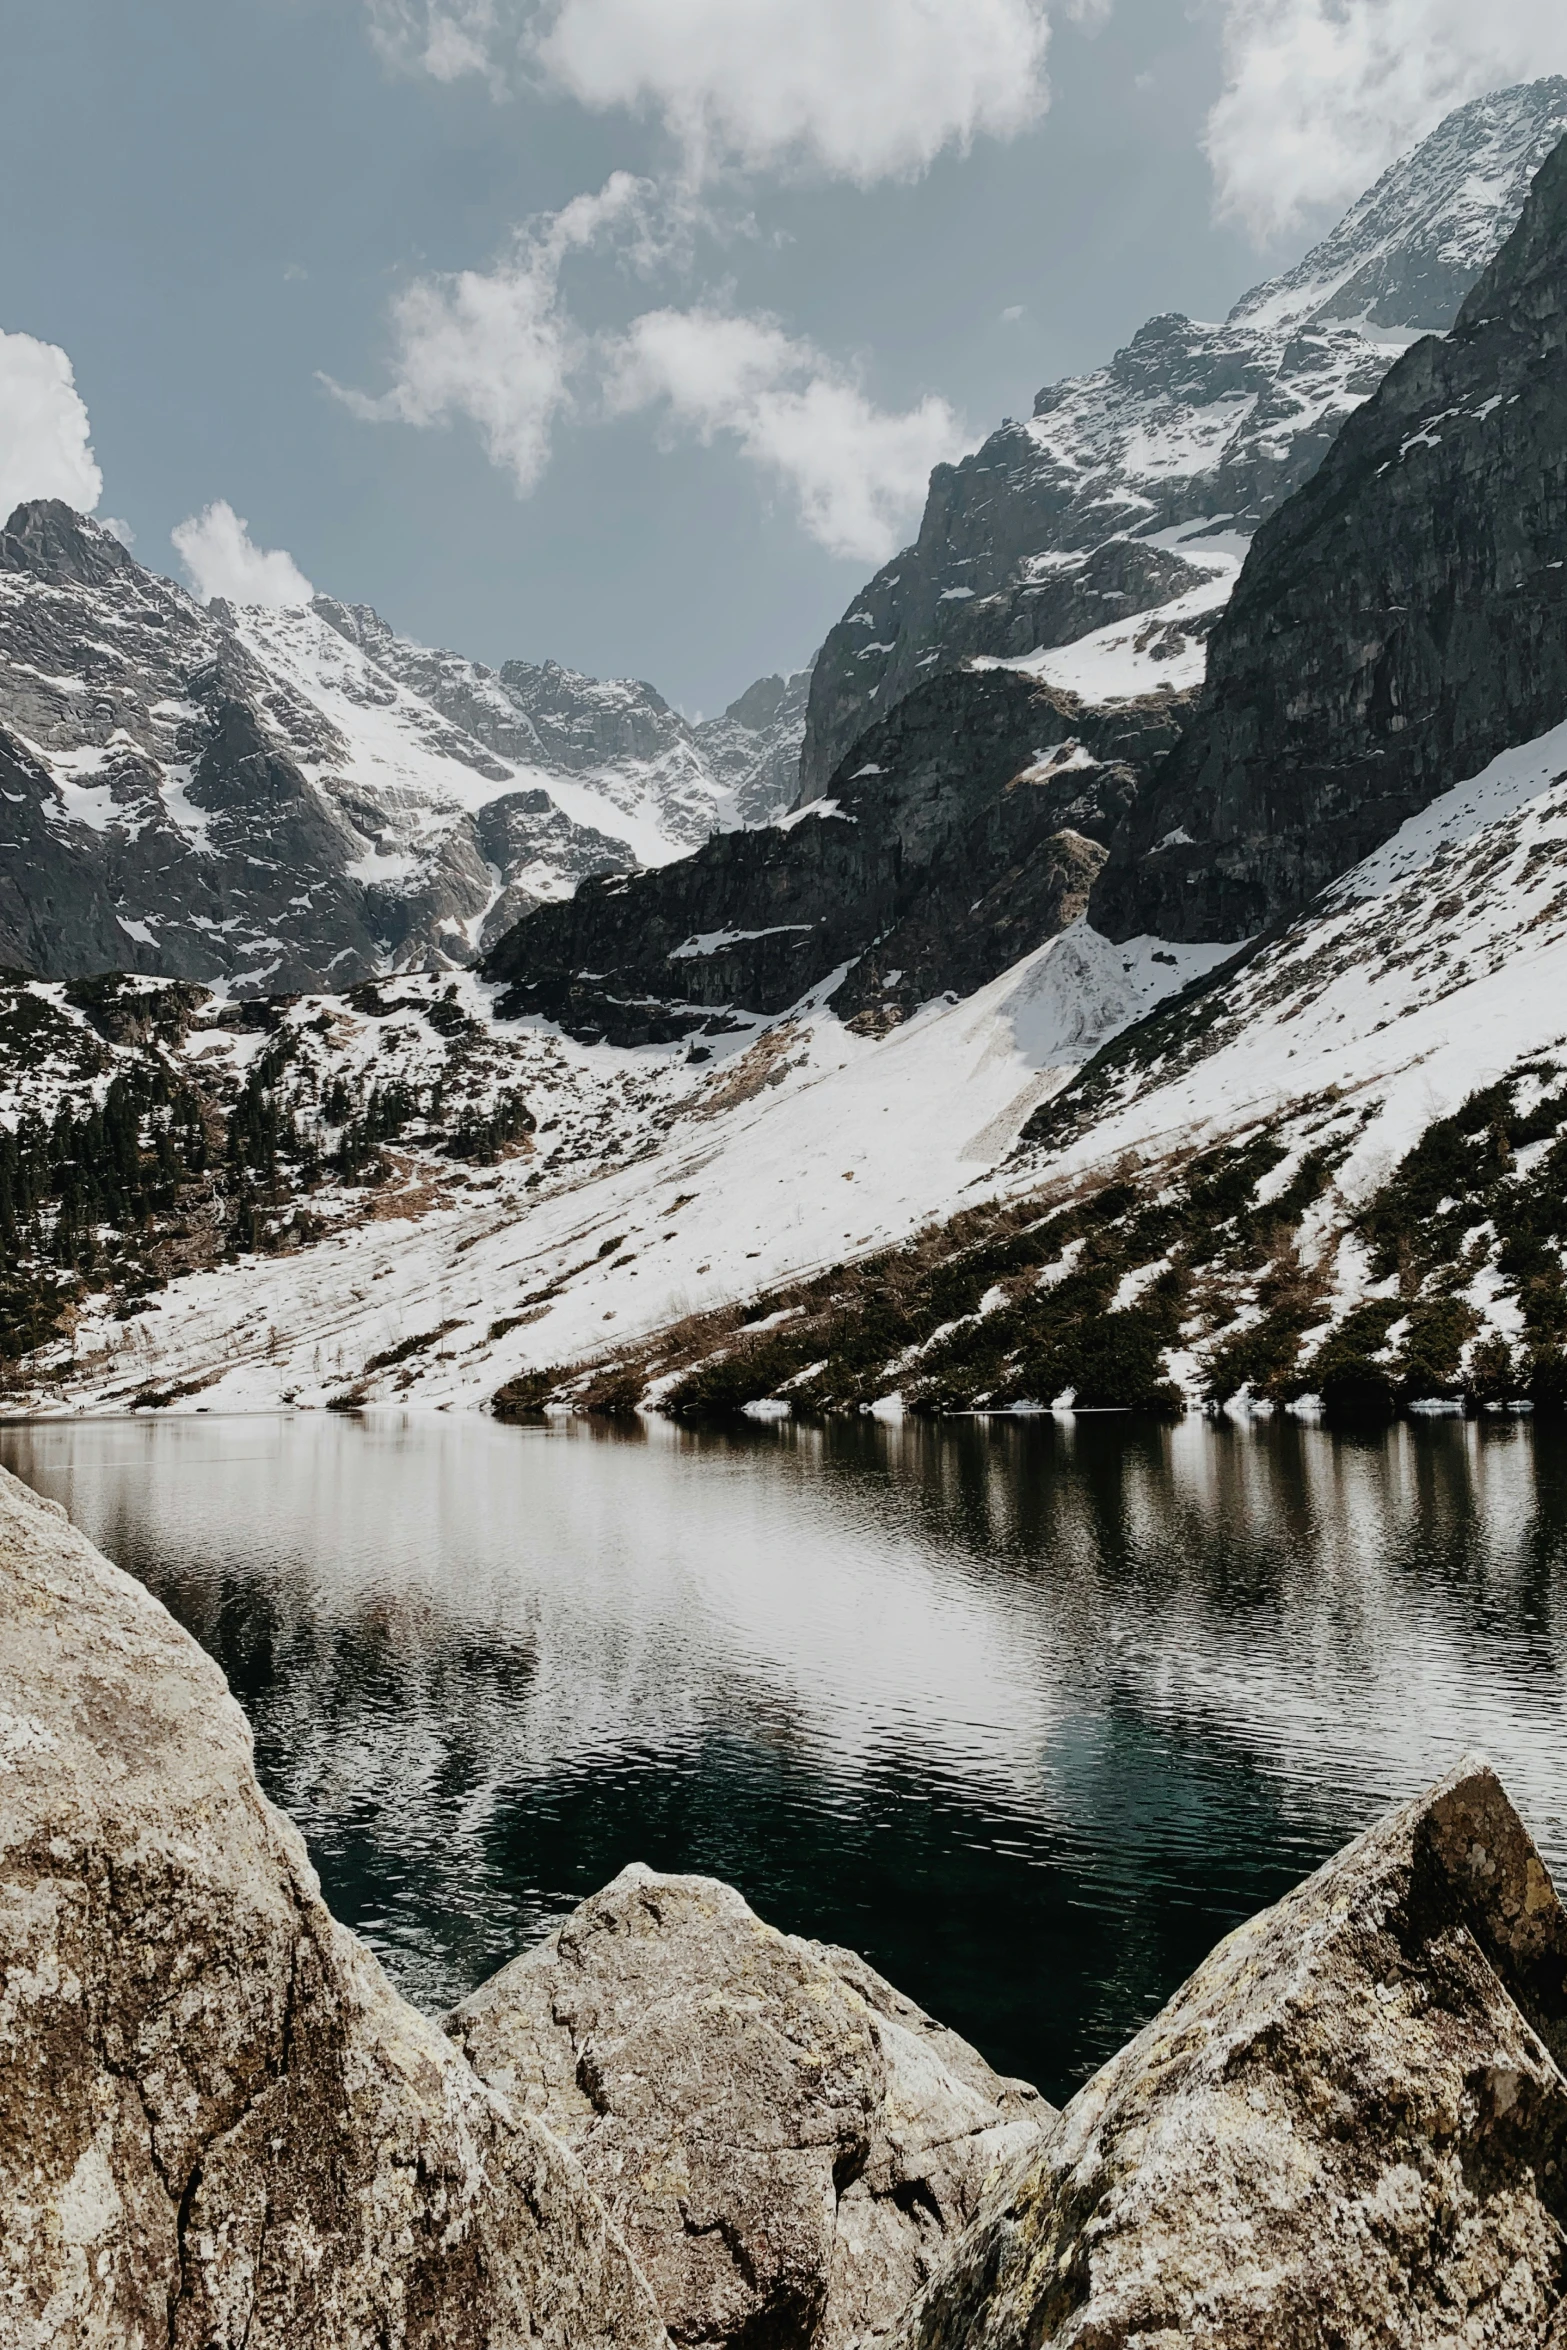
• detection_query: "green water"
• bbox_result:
[6,1408,1564,2105]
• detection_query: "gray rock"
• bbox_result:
[0,1463,668,2350]
[448,1864,1051,2350]
[694,669,815,827]
[900,1758,1567,2350]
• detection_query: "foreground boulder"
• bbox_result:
[8,1459,1567,2349]
[448,1865,1051,2350]
[900,1759,1567,2349]
[0,1466,665,2350]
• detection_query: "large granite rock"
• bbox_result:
[447,1864,1051,2350]
[899,1758,1567,2349]
[0,1465,666,2350]
[9,1457,1567,2350]
[1095,123,1567,944]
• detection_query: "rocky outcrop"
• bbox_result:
[0,1469,1049,2350]
[480,671,1184,1044]
[694,668,815,827]
[899,1757,1567,2349]
[1094,122,1567,943]
[448,1866,1050,2350]
[6,1468,1567,2347]
[799,79,1567,797]
[0,1464,667,2350]
[0,505,500,991]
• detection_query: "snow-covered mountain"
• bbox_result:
[472,82,1567,1053]
[799,77,1567,794]
[0,504,808,993]
[7,94,1567,1433]
[16,700,1567,1422]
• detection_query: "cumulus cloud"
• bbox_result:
[367,0,1058,183]
[170,502,314,608]
[538,0,1055,184]
[323,173,661,493]
[333,170,964,554]
[1206,0,1567,239]
[605,307,968,562]
[0,329,103,521]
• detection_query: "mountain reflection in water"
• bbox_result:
[5,1410,1564,2104]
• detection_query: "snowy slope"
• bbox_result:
[15,931,1227,1416]
[23,714,1567,1421]
[1033,717,1567,1208]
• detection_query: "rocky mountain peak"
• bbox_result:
[1093,122,1567,943]
[498,656,686,772]
[721,671,794,732]
[0,513,815,990]
[0,497,138,590]
[798,77,1567,799]
[1231,75,1567,336]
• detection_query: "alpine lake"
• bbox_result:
[6,1405,1565,2107]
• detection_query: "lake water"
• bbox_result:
[5,1409,1565,2107]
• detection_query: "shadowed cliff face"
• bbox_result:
[479,673,1186,1046]
[1092,129,1567,945]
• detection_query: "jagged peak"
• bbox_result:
[1230,76,1567,337]
[0,499,139,590]
[311,593,399,658]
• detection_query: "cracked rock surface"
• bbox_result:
[899,1759,1567,2349]
[447,1865,1053,2350]
[0,1465,666,2350]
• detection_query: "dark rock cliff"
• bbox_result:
[1093,126,1567,943]
[480,674,1185,1044]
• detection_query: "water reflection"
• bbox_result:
[4,1409,1563,2104]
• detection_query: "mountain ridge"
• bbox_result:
[0,503,810,993]
[1094,118,1567,941]
[797,77,1567,799]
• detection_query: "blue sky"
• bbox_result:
[1,0,1560,712]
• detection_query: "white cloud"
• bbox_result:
[334,171,965,556]
[605,307,968,562]
[367,0,1057,183]
[539,0,1054,184]
[1205,0,1567,239]
[323,173,660,493]
[0,329,103,522]
[367,0,509,87]
[170,502,314,608]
